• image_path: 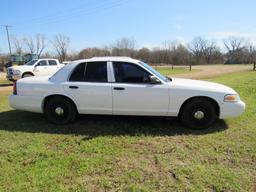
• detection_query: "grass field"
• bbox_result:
[152,66,199,76]
[0,70,255,191]
[0,79,12,85]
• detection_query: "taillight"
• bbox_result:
[13,81,17,95]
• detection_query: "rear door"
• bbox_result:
[63,62,112,114]
[46,60,62,75]
[112,62,169,116]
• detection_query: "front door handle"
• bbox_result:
[113,87,125,90]
[69,86,79,89]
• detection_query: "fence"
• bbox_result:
[171,64,192,71]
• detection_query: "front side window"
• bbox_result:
[37,60,48,66]
[113,62,151,83]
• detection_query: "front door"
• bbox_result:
[33,60,49,76]
[112,62,169,116]
[63,62,112,114]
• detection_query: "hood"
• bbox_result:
[171,78,236,94]
[9,65,34,71]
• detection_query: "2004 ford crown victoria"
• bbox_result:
[9,57,245,129]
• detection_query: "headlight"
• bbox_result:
[12,69,21,75]
[224,94,239,102]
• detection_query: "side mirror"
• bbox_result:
[149,75,161,84]
[33,64,39,71]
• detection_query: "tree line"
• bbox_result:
[2,35,256,65]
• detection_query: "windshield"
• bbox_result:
[139,61,170,82]
[24,60,38,66]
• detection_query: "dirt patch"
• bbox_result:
[0,72,6,79]
[0,86,12,93]
[171,65,252,79]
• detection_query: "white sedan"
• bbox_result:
[9,57,245,129]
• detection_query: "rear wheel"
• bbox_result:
[180,98,217,129]
[44,97,77,124]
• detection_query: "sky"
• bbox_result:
[1,0,256,53]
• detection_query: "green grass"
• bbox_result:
[0,79,12,85]
[0,71,256,191]
[152,66,200,76]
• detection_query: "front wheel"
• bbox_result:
[44,97,77,124]
[22,73,33,78]
[180,98,217,129]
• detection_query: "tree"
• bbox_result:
[188,37,208,64]
[136,48,151,62]
[111,37,136,57]
[223,37,246,64]
[189,37,223,64]
[23,34,46,57]
[12,36,23,54]
[172,44,192,65]
[78,47,110,59]
[53,34,70,62]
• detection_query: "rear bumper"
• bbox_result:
[9,94,43,113]
[219,100,246,119]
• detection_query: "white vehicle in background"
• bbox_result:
[6,59,64,81]
[9,57,245,129]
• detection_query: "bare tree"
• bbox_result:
[24,36,35,54]
[53,34,70,62]
[35,34,46,57]
[78,47,111,59]
[188,37,208,64]
[12,36,23,54]
[112,37,136,57]
[224,37,245,53]
[23,34,46,57]
[224,37,247,64]
[136,47,151,62]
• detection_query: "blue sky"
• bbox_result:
[1,0,256,53]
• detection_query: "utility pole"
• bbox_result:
[1,25,12,55]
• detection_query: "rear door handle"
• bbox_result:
[113,87,125,90]
[69,86,79,89]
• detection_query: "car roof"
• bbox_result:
[72,57,140,64]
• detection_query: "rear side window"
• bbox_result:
[84,62,107,82]
[113,62,151,83]
[69,62,107,82]
[48,60,57,66]
[69,63,86,81]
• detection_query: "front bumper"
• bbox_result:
[9,94,43,113]
[219,100,246,119]
[6,74,21,81]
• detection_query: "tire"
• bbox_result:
[180,98,217,129]
[22,73,33,78]
[44,97,77,124]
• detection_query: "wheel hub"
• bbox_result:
[194,111,204,120]
[55,107,64,116]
